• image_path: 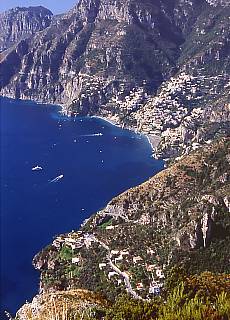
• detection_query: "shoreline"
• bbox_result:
[2,96,165,318]
[92,115,121,128]
[1,95,161,156]
[145,134,161,153]
[92,115,161,155]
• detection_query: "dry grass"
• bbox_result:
[15,289,108,320]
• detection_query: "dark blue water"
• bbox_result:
[0,97,164,318]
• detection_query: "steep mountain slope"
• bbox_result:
[0,0,186,103]
[1,1,229,317]
[33,138,230,301]
[134,2,230,159]
[0,6,53,52]
[0,0,229,161]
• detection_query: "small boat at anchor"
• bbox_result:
[32,166,43,171]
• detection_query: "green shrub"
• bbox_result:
[59,245,73,261]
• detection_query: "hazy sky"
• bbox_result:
[0,0,77,14]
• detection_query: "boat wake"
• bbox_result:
[49,174,64,183]
[79,133,103,137]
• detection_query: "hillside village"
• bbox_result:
[135,72,229,135]
[41,230,166,300]
[62,69,229,161]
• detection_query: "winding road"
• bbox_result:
[86,234,144,300]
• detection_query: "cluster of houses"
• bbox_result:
[61,68,228,150]
[134,72,229,138]
[61,72,148,124]
[52,231,84,250]
[52,228,166,298]
[107,86,147,114]
[98,247,165,296]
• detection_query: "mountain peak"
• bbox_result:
[0,0,229,161]
[0,6,53,52]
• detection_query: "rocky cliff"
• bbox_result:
[207,0,230,6]
[0,0,185,103]
[0,0,229,161]
[1,1,229,318]
[0,6,53,52]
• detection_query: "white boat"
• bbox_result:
[49,174,64,183]
[80,133,103,137]
[32,166,43,171]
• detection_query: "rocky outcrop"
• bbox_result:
[0,6,53,52]
[206,0,230,6]
[0,0,185,105]
[15,289,108,320]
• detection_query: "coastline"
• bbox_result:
[91,115,161,155]
[59,103,158,153]
[1,95,161,156]
[1,97,166,319]
[92,115,121,128]
[1,95,161,157]
[145,134,161,153]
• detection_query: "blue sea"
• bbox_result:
[0,97,164,318]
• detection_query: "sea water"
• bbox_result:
[0,97,164,318]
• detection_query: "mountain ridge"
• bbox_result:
[1,1,230,318]
[22,137,230,317]
[0,6,53,53]
[0,0,229,161]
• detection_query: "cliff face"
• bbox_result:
[0,0,185,104]
[116,2,230,159]
[1,0,229,161]
[0,6,53,52]
[1,1,229,316]
[206,0,230,6]
[33,138,230,301]
[15,289,108,320]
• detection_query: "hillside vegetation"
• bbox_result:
[13,138,228,319]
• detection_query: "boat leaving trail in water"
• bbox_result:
[49,174,64,183]
[79,133,103,137]
[32,166,43,171]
